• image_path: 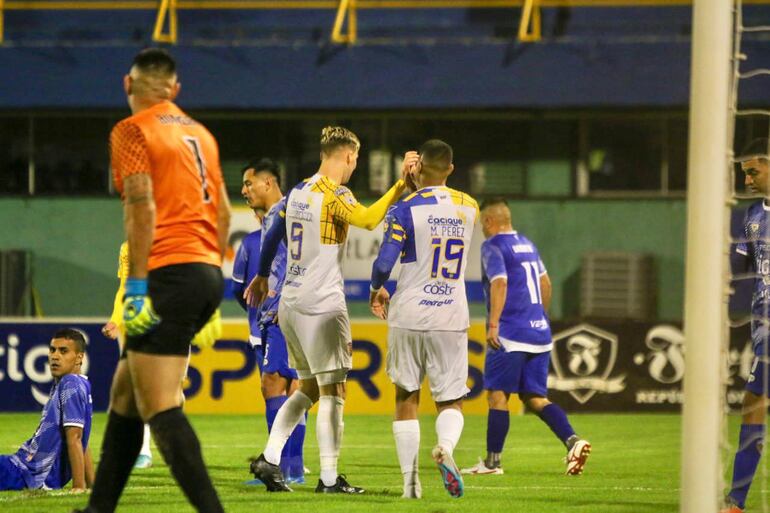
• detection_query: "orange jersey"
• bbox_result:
[110,101,224,271]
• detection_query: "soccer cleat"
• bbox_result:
[565,439,592,475]
[460,458,504,475]
[314,474,365,494]
[249,454,292,492]
[134,454,153,469]
[286,474,306,485]
[432,445,464,498]
[720,496,744,513]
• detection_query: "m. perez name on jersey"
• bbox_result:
[427,214,466,238]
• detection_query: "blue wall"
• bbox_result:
[1,5,769,109]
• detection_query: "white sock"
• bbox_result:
[393,420,421,498]
[264,391,313,465]
[435,408,464,456]
[140,424,152,457]
[317,395,345,487]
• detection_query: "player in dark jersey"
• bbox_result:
[724,139,770,513]
[460,198,590,477]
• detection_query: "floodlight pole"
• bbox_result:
[681,1,733,513]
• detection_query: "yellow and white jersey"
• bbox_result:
[281,174,363,314]
[385,186,478,332]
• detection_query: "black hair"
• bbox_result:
[52,328,86,353]
[479,196,509,211]
[132,48,176,76]
[242,158,281,187]
[419,139,453,171]
[739,138,770,161]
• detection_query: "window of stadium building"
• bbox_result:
[578,117,687,197]
[0,118,31,195]
[33,117,110,195]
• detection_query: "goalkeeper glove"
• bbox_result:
[123,278,161,336]
[191,308,222,348]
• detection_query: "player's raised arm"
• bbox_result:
[334,153,416,231]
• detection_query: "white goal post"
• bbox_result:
[681,1,734,513]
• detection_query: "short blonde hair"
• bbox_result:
[320,126,360,156]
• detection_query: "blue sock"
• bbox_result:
[486,409,509,453]
[537,403,576,446]
[729,424,766,509]
[265,395,287,433]
[265,396,291,476]
[288,412,307,478]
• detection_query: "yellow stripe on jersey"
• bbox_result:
[403,191,419,203]
[448,189,480,218]
[309,176,357,245]
[391,233,404,242]
[392,223,405,233]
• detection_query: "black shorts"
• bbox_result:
[124,263,223,357]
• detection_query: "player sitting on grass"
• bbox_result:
[0,328,93,492]
[460,198,590,477]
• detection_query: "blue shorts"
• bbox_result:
[483,349,550,397]
[261,323,298,380]
[253,343,265,375]
[0,456,26,491]
[746,356,770,397]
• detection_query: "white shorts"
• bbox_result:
[386,327,469,403]
[278,307,352,383]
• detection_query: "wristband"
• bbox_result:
[125,278,148,296]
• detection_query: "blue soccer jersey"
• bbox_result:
[232,229,262,345]
[736,200,770,356]
[9,374,92,489]
[481,231,551,352]
[259,198,287,327]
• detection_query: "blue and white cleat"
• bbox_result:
[134,454,152,469]
[432,445,464,498]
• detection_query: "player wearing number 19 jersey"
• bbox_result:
[459,198,590,479]
[370,140,476,499]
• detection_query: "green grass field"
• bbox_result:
[0,412,750,513]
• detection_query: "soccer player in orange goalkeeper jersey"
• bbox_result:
[78,48,230,513]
